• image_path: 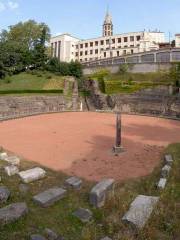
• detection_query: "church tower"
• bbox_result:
[103,9,113,37]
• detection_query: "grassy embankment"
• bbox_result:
[0,143,179,240]
[0,71,65,95]
[89,70,173,95]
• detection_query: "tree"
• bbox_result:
[0,20,51,78]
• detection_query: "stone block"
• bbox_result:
[44,228,60,240]
[161,165,171,178]
[0,152,8,160]
[33,187,67,208]
[164,154,173,165]
[18,167,46,183]
[90,179,115,208]
[100,237,112,240]
[122,195,159,229]
[4,165,19,176]
[65,176,82,189]
[157,178,167,190]
[73,208,92,223]
[0,186,10,203]
[4,156,20,165]
[30,235,47,240]
[0,202,28,225]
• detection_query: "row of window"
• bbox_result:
[77,49,134,61]
[76,35,141,49]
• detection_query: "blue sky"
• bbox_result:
[0,0,179,41]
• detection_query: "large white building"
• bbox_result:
[50,11,166,63]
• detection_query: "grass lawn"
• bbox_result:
[0,71,65,92]
[0,143,180,240]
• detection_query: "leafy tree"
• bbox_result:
[169,63,180,87]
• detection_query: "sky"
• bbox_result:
[0,0,180,41]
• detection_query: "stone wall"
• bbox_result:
[83,63,172,75]
[0,95,66,120]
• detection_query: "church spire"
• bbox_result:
[103,7,113,37]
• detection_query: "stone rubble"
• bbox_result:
[33,187,67,208]
[100,237,112,240]
[30,234,47,240]
[90,178,115,208]
[65,176,82,189]
[4,165,19,176]
[4,156,20,165]
[122,195,159,229]
[73,208,93,223]
[161,165,171,178]
[0,202,28,225]
[164,154,173,166]
[157,178,167,190]
[0,152,8,160]
[18,167,46,183]
[0,186,10,203]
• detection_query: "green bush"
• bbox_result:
[119,64,129,74]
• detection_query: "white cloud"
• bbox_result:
[0,2,6,12]
[7,1,19,10]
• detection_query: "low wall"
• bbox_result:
[83,63,172,75]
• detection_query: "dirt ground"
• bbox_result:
[0,112,180,182]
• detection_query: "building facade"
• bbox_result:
[50,11,169,63]
[175,34,180,48]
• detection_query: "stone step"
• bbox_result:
[4,156,20,165]
[90,179,115,208]
[164,154,173,165]
[0,202,28,225]
[18,167,46,183]
[157,178,167,190]
[73,208,92,223]
[33,187,67,208]
[122,195,159,229]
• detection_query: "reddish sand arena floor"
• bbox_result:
[0,112,180,182]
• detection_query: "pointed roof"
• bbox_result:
[104,8,112,25]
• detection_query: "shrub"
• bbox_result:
[119,64,129,74]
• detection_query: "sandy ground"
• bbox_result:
[0,112,180,182]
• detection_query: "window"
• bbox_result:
[76,45,78,49]
[130,36,134,41]
[136,35,141,41]
[112,39,115,44]
[90,50,93,54]
[80,59,82,62]
[75,52,78,57]
[85,51,88,55]
[95,41,98,46]
[124,45,128,48]
[118,38,121,43]
[123,50,126,55]
[131,49,134,54]
[85,43,88,48]
[106,39,109,44]
[117,51,120,57]
[90,42,93,47]
[85,58,87,61]
[101,40,104,45]
[104,52,106,58]
[80,44,83,48]
[124,37,128,42]
[95,49,98,54]
[80,51,83,56]
[130,45,134,47]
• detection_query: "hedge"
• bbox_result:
[0,89,63,94]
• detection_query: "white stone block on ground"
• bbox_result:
[122,195,159,229]
[65,176,82,189]
[18,167,46,183]
[4,165,19,176]
[157,178,167,190]
[90,178,115,208]
[33,187,67,207]
[30,234,47,240]
[4,156,20,165]
[0,152,8,160]
[0,202,28,225]
[161,165,171,178]
[165,154,173,165]
[73,208,93,223]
